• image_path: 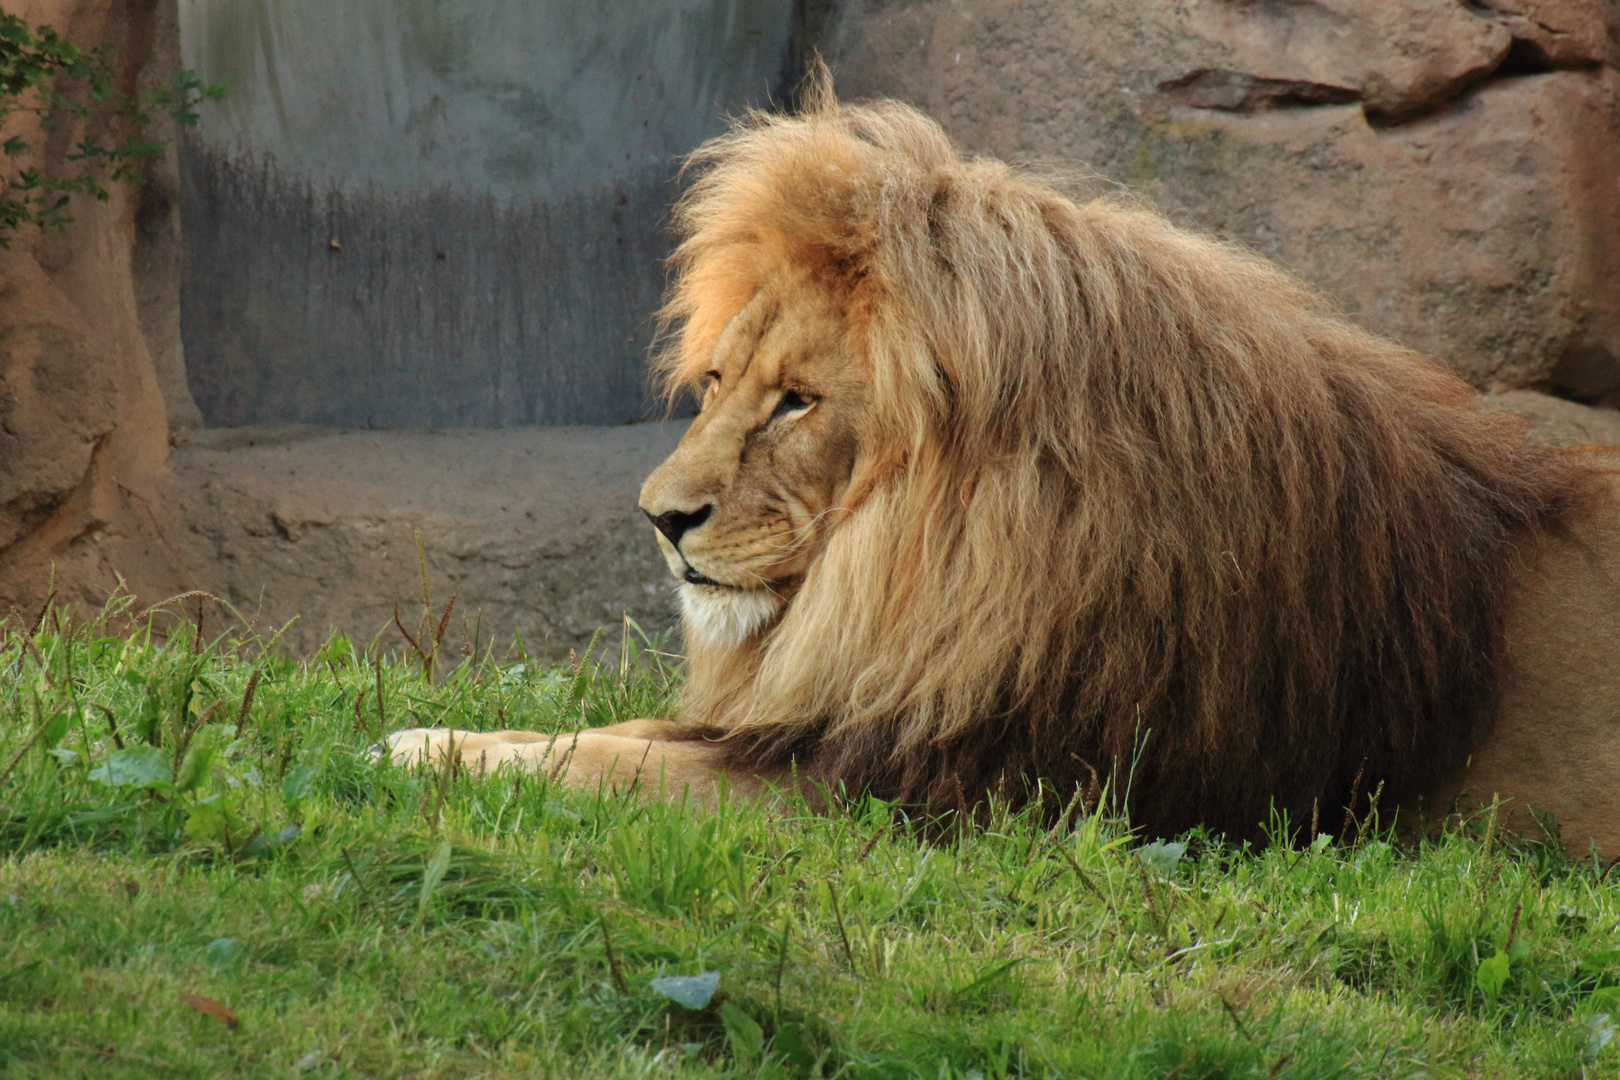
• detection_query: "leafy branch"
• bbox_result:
[0,12,223,247]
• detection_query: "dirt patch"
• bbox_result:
[150,422,688,662]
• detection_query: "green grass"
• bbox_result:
[3,597,1620,1079]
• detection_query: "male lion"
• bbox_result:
[391,79,1620,853]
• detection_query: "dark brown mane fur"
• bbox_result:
[656,76,1599,840]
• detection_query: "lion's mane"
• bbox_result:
[656,80,1596,839]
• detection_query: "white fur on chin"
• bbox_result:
[679,584,782,649]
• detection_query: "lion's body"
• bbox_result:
[1428,473,1620,854]
[391,77,1620,852]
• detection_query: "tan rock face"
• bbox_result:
[1181,0,1511,120]
[1476,0,1620,69]
[0,260,119,550]
[0,0,190,616]
[825,0,1620,394]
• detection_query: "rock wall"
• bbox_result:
[822,0,1620,397]
[0,0,192,621]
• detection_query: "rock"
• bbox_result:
[0,0,189,616]
[822,0,1620,394]
[0,258,121,550]
[1487,390,1620,448]
[1474,0,1620,69]
[1183,0,1511,121]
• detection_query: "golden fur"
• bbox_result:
[391,75,1616,846]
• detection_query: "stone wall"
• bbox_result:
[821,0,1620,398]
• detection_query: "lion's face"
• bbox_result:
[640,277,864,648]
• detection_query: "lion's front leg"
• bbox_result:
[386,727,554,773]
[384,724,758,801]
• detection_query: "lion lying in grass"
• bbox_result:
[391,75,1620,855]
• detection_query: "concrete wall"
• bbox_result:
[177,0,794,427]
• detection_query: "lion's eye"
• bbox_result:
[771,390,814,422]
[696,371,721,413]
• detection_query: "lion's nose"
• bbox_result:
[646,505,712,547]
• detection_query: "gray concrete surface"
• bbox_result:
[162,421,689,662]
[176,0,793,427]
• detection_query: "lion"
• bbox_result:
[389,75,1620,855]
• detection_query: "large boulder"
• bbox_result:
[823,0,1620,396]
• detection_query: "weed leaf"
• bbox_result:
[174,744,214,793]
[720,1002,763,1060]
[185,797,247,844]
[417,839,452,926]
[1586,1013,1618,1063]
[205,937,241,972]
[280,759,320,806]
[649,970,720,1010]
[1476,950,1511,1004]
[40,710,69,749]
[1137,840,1186,875]
[88,745,169,789]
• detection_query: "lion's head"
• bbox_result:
[639,74,1596,839]
[640,269,863,651]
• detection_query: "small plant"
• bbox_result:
[0,11,223,246]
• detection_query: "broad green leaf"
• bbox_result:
[1586,1014,1618,1063]
[772,1021,817,1070]
[1584,950,1620,971]
[719,1002,764,1060]
[1589,987,1620,1017]
[174,744,215,793]
[186,797,247,845]
[649,971,719,1010]
[87,745,169,789]
[1137,840,1186,875]
[205,937,241,971]
[1476,950,1511,1004]
[281,760,320,805]
[40,710,69,749]
[416,840,452,926]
